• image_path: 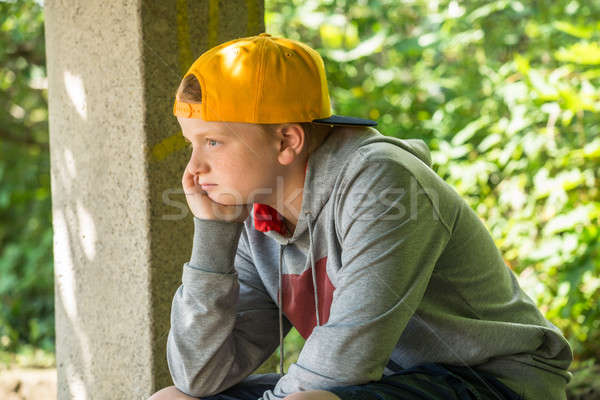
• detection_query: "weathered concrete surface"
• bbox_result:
[44,0,264,398]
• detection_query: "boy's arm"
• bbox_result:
[167,217,292,398]
[259,156,451,400]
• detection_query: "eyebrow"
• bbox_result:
[182,130,228,142]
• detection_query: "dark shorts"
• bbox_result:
[198,362,523,400]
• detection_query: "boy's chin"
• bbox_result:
[210,193,250,207]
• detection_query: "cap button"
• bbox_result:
[258,33,272,37]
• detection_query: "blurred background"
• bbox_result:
[0,0,598,398]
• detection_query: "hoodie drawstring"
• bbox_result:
[277,211,318,376]
[306,212,321,327]
[278,244,285,375]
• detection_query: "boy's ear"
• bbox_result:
[276,123,306,166]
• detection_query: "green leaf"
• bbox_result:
[583,138,600,159]
[451,116,491,146]
[543,205,594,236]
[467,0,511,23]
[553,21,594,39]
[555,42,600,65]
[326,32,387,62]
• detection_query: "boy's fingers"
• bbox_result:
[182,173,201,195]
[182,169,196,187]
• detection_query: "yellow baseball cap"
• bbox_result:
[173,33,377,127]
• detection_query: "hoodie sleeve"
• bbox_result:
[167,216,292,397]
[258,153,452,400]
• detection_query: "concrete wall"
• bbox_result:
[44,1,264,398]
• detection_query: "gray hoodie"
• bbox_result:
[166,126,573,400]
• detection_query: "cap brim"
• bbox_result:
[312,114,377,127]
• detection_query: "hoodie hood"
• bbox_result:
[251,126,432,374]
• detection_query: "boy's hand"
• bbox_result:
[182,168,251,223]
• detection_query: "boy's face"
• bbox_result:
[177,115,284,206]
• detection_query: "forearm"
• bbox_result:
[167,217,286,397]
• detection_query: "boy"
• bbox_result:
[149,33,573,400]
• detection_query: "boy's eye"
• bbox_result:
[186,139,220,150]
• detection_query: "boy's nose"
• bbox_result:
[188,157,210,175]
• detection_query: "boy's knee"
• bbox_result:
[148,385,199,400]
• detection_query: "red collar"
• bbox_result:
[253,159,308,235]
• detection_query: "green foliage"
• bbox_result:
[0,0,54,355]
[260,0,600,375]
[566,359,600,399]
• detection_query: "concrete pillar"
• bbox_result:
[44,1,264,398]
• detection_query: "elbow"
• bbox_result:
[171,380,209,398]
[168,367,221,398]
[168,364,238,398]
[166,347,226,397]
[166,336,214,397]
[166,328,242,397]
